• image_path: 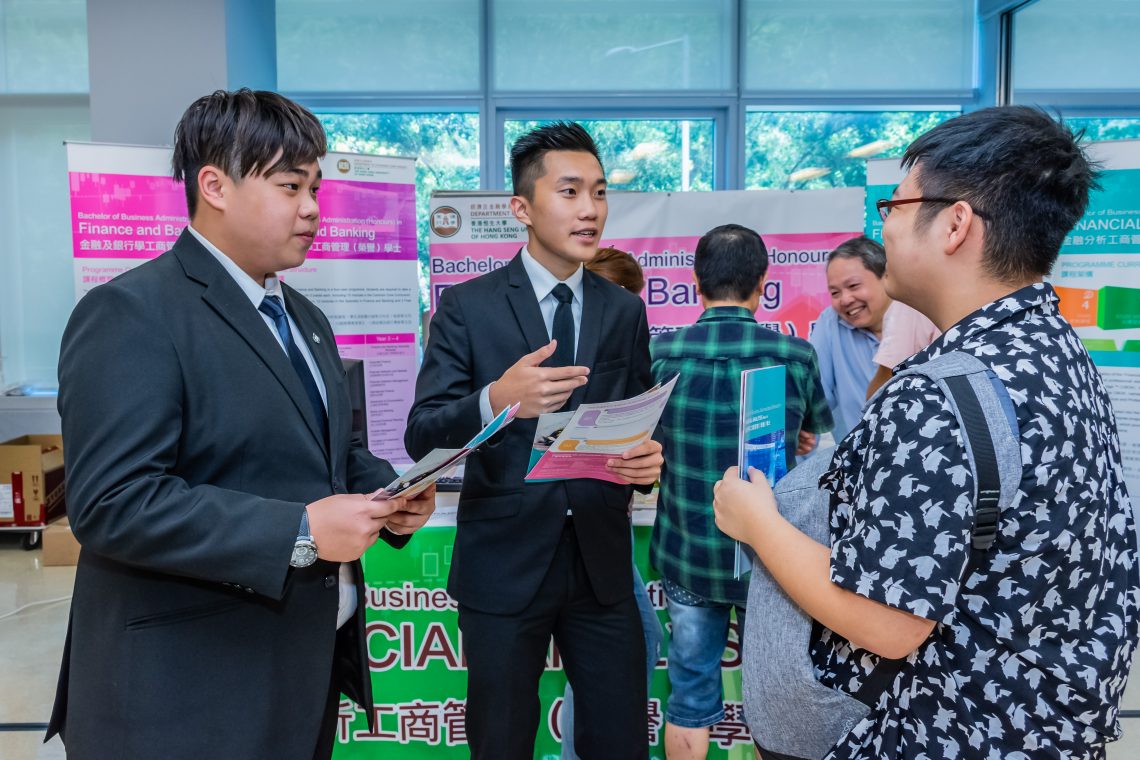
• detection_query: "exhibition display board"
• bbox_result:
[334,516,753,759]
[1050,139,1140,500]
[65,143,419,466]
[428,188,865,339]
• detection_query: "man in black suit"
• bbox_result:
[47,89,435,760]
[406,122,663,759]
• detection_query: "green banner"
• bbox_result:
[333,524,752,758]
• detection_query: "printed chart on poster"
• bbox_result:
[66,142,419,466]
[429,189,864,341]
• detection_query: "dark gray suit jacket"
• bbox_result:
[405,253,653,615]
[48,230,404,759]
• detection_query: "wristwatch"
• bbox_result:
[290,510,318,568]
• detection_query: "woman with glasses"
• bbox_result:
[808,235,891,443]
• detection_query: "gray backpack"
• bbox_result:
[742,351,1022,760]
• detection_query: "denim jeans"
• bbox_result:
[661,577,746,729]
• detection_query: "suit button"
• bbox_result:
[332,479,343,492]
[324,574,337,589]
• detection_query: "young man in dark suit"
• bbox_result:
[406,122,663,759]
[48,89,435,760]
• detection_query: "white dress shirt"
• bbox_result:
[478,246,584,425]
[189,226,355,629]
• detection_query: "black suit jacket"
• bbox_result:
[48,230,405,759]
[405,253,653,615]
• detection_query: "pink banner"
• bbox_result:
[307,180,417,261]
[336,333,417,346]
[429,231,859,340]
[70,172,187,258]
[429,241,520,311]
[68,146,420,468]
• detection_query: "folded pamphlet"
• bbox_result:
[372,402,520,500]
[524,375,678,484]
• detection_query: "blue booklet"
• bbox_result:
[734,365,787,578]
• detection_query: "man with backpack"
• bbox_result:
[713,106,1140,759]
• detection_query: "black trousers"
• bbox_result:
[314,621,357,760]
[459,519,648,760]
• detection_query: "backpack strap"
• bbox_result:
[891,351,1020,581]
[852,351,1020,708]
[942,373,1001,579]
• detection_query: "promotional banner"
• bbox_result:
[429,189,865,340]
[339,519,751,760]
[864,157,904,241]
[1050,139,1140,498]
[66,142,419,466]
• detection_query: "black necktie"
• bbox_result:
[258,295,328,442]
[551,283,575,367]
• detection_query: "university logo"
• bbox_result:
[431,206,462,238]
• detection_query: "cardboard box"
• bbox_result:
[42,516,80,566]
[0,434,65,528]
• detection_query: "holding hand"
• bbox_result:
[489,340,589,418]
[606,439,664,485]
[712,466,777,545]
[306,493,406,562]
[796,430,817,456]
[385,484,438,536]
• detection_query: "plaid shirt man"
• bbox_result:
[650,306,833,604]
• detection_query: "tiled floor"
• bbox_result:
[1,534,1139,760]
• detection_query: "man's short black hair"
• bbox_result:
[827,235,886,278]
[902,106,1100,282]
[510,122,603,200]
[694,224,769,302]
[172,88,327,218]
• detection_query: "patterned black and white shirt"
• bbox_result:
[812,283,1140,759]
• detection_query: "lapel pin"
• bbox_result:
[312,333,321,344]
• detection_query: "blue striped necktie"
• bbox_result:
[258,294,328,442]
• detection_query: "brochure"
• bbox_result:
[524,375,679,484]
[734,365,788,578]
[372,402,520,500]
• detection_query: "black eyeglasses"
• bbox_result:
[876,197,989,222]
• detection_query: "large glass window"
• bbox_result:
[1064,116,1140,143]
[503,118,716,192]
[492,0,733,92]
[1013,0,1140,95]
[277,0,481,93]
[0,102,90,386]
[744,110,958,190]
[318,112,480,304]
[0,0,88,92]
[742,0,974,93]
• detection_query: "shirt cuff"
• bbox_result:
[478,383,495,426]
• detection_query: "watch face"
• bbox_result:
[291,541,318,568]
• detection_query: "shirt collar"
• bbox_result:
[835,312,875,337]
[899,282,1056,370]
[521,245,584,304]
[188,225,282,309]
[696,305,757,324]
